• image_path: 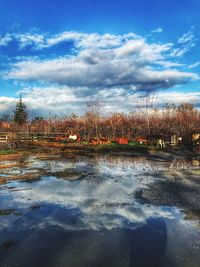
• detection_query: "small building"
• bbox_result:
[147,134,165,147]
[170,135,177,146]
[115,138,128,145]
[192,133,200,142]
[157,139,165,148]
[170,135,182,146]
[69,134,78,141]
[192,133,200,150]
[135,136,148,145]
[0,122,11,129]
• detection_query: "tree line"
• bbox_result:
[0,97,200,145]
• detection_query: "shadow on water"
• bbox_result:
[0,211,167,267]
[129,219,167,267]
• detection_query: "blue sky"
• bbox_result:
[0,0,200,115]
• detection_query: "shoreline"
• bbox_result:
[0,142,199,162]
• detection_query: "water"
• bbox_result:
[0,155,200,267]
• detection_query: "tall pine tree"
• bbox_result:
[14,95,28,125]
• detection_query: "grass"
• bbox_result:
[94,142,150,153]
[0,149,16,155]
[0,142,197,158]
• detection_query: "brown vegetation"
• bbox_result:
[0,102,200,148]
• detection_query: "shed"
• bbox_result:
[115,138,128,145]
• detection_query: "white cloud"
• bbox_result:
[157,91,200,106]
[188,61,200,69]
[15,33,45,49]
[171,30,196,58]
[0,29,196,60]
[45,31,82,47]
[151,27,163,33]
[0,33,12,46]
[1,87,200,116]
[0,96,17,112]
[18,86,82,115]
[114,39,172,60]
[45,32,126,50]
[170,46,194,58]
[7,55,197,92]
[6,32,198,93]
[0,31,138,50]
[0,30,199,115]
[178,30,194,44]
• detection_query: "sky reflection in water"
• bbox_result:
[0,155,200,267]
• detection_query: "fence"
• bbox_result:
[0,132,68,143]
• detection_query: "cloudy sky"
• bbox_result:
[0,0,200,115]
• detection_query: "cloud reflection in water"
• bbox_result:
[0,156,175,232]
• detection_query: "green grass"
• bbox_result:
[94,142,149,153]
[0,149,16,155]
[82,141,89,145]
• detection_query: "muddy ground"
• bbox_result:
[135,167,200,225]
[1,147,200,214]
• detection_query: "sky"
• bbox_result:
[0,0,200,116]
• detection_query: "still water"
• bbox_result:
[0,155,200,267]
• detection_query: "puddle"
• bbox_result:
[0,155,200,267]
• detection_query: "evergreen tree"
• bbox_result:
[13,95,28,125]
